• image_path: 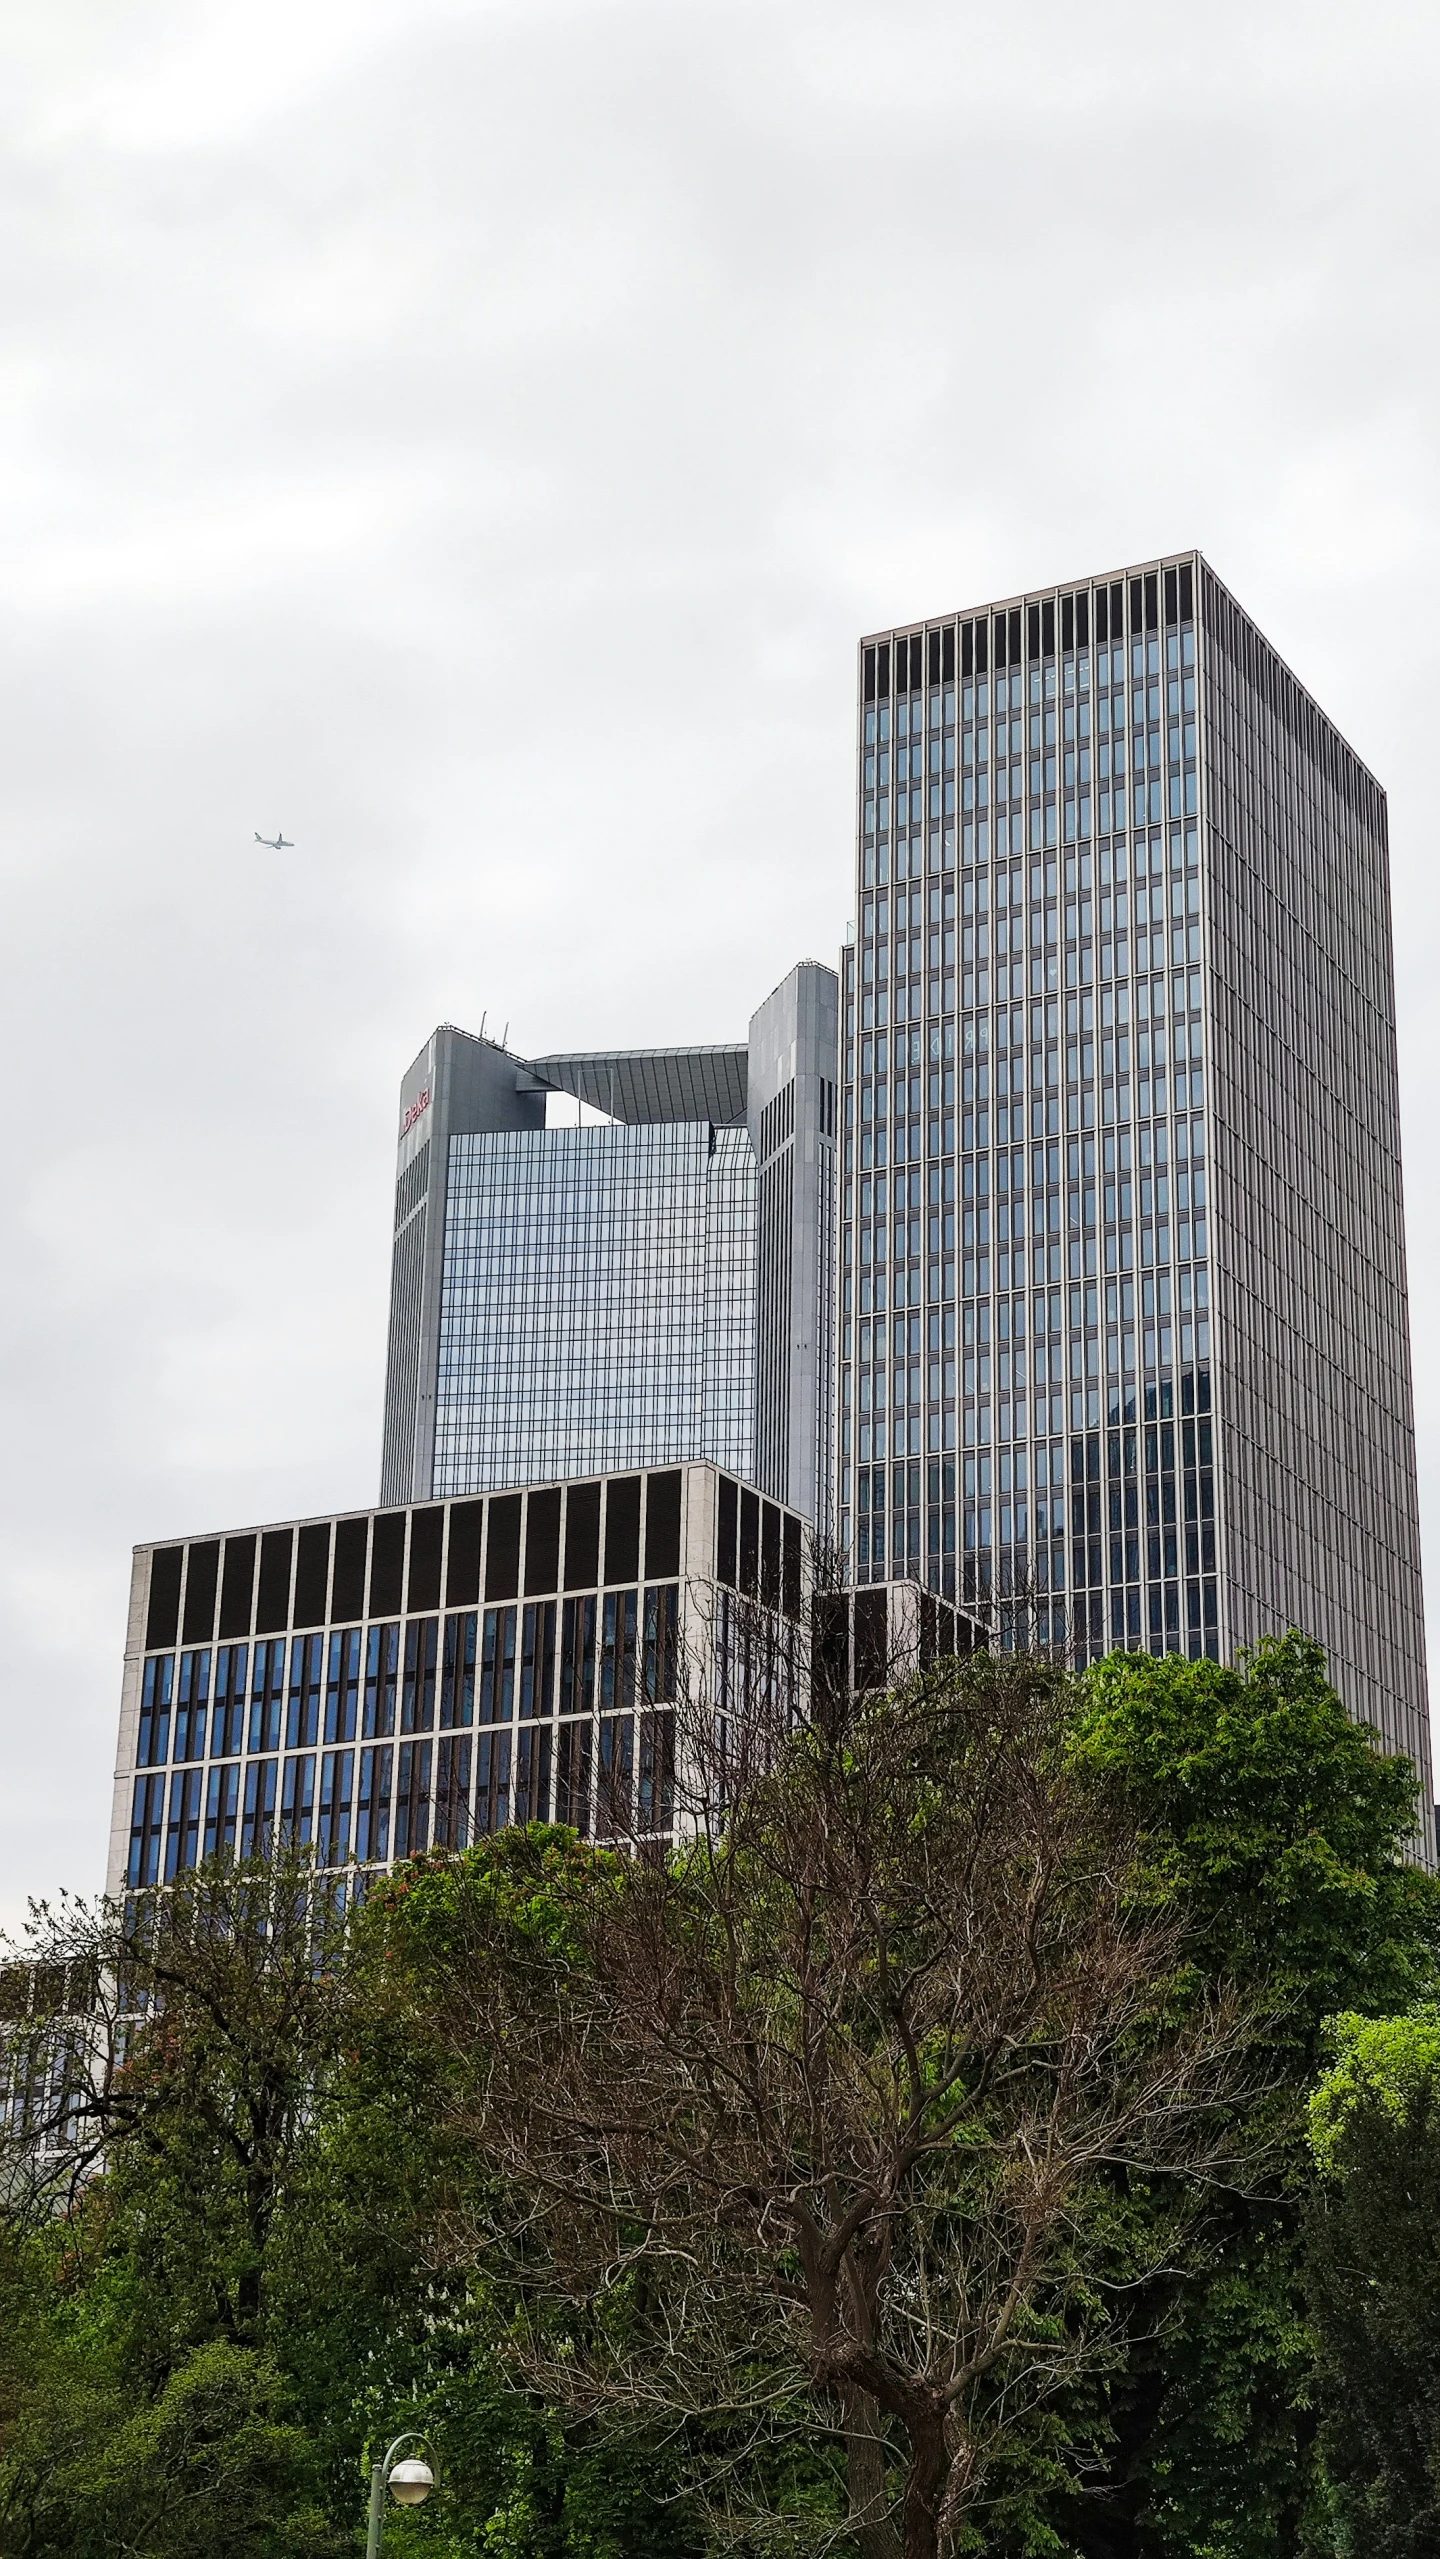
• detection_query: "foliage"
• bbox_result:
[1073,1634,1436,2040]
[0,2329,339,2559]
[0,1844,695,2559]
[2,1634,1436,2558]
[1307,2004,1440,2174]
[1302,2004,1440,2556]
[372,1656,1259,2559]
[1037,1632,1440,2559]
[0,1847,355,2348]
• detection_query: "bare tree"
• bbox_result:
[386,1650,1260,2559]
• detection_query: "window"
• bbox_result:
[249,1641,286,1754]
[441,1612,477,1727]
[401,1617,438,1732]
[128,1774,165,1887]
[204,1761,241,1862]
[520,1601,557,1717]
[325,1628,362,1742]
[286,1633,324,1750]
[242,1759,278,1860]
[355,1747,392,1864]
[137,1656,174,1767]
[364,1624,400,1737]
[480,1607,517,1722]
[317,1751,354,1866]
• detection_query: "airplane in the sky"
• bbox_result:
[254,830,294,849]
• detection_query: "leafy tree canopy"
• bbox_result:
[1043,1632,1440,2559]
[1308,2004,1440,2174]
[1073,1632,1438,2049]
[1305,2004,1440,2557]
[2,1636,1437,2559]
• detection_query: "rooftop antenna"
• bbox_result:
[479,1010,488,1042]
[502,1021,510,1050]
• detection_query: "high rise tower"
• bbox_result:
[381,965,838,1523]
[839,555,1428,1779]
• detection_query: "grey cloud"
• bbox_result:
[3,0,1439,1918]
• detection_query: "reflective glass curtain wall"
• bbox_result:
[838,556,1428,1774]
[1200,566,1427,1773]
[434,1123,756,1495]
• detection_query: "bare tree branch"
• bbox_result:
[379,1649,1269,2559]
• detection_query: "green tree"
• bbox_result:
[274,1853,704,2559]
[1047,1632,1440,2559]
[4,1631,1432,2559]
[0,1845,703,2559]
[370,1661,1258,2559]
[1305,2006,1440,2557]
[0,1848,355,2362]
[0,1852,357,2555]
[0,2330,336,2559]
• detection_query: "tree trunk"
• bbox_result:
[900,2412,948,2559]
[841,2383,903,2559]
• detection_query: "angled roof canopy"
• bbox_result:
[530,1046,748,1128]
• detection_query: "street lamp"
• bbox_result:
[365,2432,439,2557]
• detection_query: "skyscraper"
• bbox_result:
[381,962,837,1524]
[840,555,1429,1779]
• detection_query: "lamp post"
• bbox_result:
[365,2432,438,2558]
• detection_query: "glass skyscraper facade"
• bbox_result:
[839,555,1429,1774]
[382,967,837,1523]
[434,1121,757,1493]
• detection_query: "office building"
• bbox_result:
[380,963,837,1526]
[749,964,840,1533]
[841,554,1429,1777]
[110,1466,787,1893]
[107,1471,975,1896]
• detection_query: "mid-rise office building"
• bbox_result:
[380,963,837,1527]
[107,1472,975,1896]
[841,555,1429,1777]
[109,1466,791,1894]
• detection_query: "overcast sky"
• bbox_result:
[2,0,1438,1923]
